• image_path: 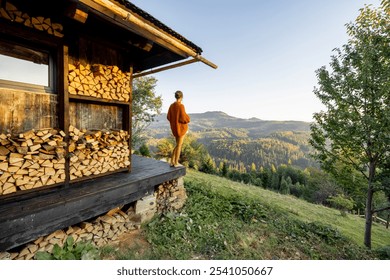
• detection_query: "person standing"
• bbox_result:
[167,90,190,167]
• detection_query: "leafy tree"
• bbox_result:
[382,0,390,12]
[310,4,390,248]
[304,168,341,205]
[132,76,162,148]
[329,161,367,212]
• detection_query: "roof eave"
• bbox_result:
[78,0,217,71]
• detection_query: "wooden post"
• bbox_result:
[58,45,70,186]
[124,66,133,172]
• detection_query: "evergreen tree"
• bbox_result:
[270,172,280,191]
[280,177,289,194]
[220,161,228,177]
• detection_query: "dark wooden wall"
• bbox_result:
[67,37,130,131]
[0,89,57,134]
[69,37,129,73]
[69,102,122,130]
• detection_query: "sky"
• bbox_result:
[130,0,382,122]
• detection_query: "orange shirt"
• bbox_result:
[167,101,190,137]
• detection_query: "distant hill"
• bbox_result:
[148,111,311,138]
[146,111,316,169]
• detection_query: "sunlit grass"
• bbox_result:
[103,170,389,260]
[185,170,390,249]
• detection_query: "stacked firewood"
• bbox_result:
[156,178,187,213]
[0,1,64,37]
[68,63,131,102]
[0,126,130,194]
[0,206,140,260]
[0,129,66,195]
[68,126,130,180]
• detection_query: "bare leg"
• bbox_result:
[171,136,184,166]
[170,146,177,166]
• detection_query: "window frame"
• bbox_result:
[0,38,56,94]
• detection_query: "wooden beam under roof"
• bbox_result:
[133,58,198,78]
[66,3,89,23]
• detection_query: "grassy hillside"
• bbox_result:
[104,170,390,260]
[184,171,389,248]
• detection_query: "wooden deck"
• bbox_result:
[0,155,185,251]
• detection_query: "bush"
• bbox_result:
[327,194,354,216]
[139,143,151,157]
[376,246,390,260]
[35,237,100,260]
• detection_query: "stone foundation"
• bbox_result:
[156,177,187,213]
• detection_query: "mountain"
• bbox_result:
[148,111,311,138]
[146,111,316,169]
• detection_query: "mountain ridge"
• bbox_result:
[146,111,316,169]
[149,111,311,138]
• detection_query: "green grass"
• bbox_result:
[103,170,390,260]
[184,170,390,249]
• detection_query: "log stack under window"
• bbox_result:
[0,126,130,196]
[0,129,66,195]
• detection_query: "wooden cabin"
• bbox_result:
[0,0,215,255]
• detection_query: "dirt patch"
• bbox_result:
[105,229,152,259]
[117,229,149,248]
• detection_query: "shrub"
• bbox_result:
[327,194,354,216]
[35,237,100,260]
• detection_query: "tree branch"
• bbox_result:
[332,138,369,180]
[373,205,390,214]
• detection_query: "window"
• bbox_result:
[0,40,54,92]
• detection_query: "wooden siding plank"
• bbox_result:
[0,90,58,134]
[69,102,123,130]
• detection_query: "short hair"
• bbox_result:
[175,90,183,100]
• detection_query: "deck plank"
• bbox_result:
[0,155,185,251]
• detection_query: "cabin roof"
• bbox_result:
[112,0,203,54]
[76,0,216,72]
